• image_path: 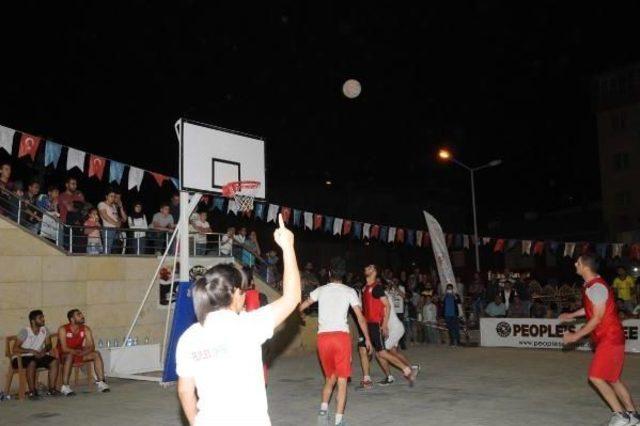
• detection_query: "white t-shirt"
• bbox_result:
[220,234,233,255]
[191,219,210,244]
[176,306,275,425]
[98,201,119,228]
[422,303,438,323]
[310,283,360,333]
[14,326,49,359]
[388,285,405,314]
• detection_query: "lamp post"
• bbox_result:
[438,149,502,272]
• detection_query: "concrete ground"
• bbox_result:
[2,345,638,426]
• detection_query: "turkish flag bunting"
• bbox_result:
[88,155,106,180]
[630,243,640,261]
[494,239,506,252]
[313,214,323,230]
[370,224,380,239]
[151,172,167,186]
[343,220,352,235]
[18,133,42,160]
[280,207,291,224]
[533,241,545,255]
[396,228,405,243]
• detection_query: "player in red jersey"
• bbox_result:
[57,309,110,396]
[560,254,639,426]
[243,266,270,385]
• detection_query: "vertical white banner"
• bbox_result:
[423,211,456,294]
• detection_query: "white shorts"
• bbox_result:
[384,321,405,350]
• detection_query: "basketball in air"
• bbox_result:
[342,79,361,99]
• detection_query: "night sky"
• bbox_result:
[1,2,639,236]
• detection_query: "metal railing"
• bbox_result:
[231,242,282,291]
[0,186,229,257]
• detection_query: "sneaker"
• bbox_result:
[46,389,61,397]
[377,376,395,386]
[27,391,41,401]
[404,367,420,388]
[355,379,373,391]
[628,412,640,426]
[608,412,630,426]
[60,385,76,397]
[96,381,111,393]
[411,364,421,372]
[317,409,330,426]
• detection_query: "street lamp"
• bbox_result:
[438,148,502,272]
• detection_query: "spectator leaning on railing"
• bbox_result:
[189,210,212,256]
[84,207,103,254]
[219,226,235,256]
[20,180,42,233]
[127,201,148,254]
[151,203,175,254]
[36,185,61,242]
[98,189,120,254]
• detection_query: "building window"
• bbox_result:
[613,152,631,171]
[615,191,632,208]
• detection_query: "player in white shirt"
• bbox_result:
[299,257,372,426]
[176,215,300,425]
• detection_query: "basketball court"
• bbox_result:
[3,346,638,425]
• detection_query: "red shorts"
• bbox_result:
[589,342,624,382]
[317,332,352,379]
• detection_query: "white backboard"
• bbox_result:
[177,119,266,199]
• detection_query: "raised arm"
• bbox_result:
[268,214,301,327]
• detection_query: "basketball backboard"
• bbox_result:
[176,118,266,199]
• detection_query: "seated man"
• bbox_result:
[484,295,507,318]
[58,309,110,395]
[12,310,59,399]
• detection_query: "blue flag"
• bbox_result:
[170,177,180,189]
[596,243,607,259]
[212,196,225,212]
[406,229,415,246]
[109,160,125,184]
[548,241,560,253]
[254,202,265,220]
[324,216,334,233]
[44,141,62,168]
[353,222,363,239]
[293,209,302,227]
[380,226,388,242]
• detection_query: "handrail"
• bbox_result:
[0,186,229,257]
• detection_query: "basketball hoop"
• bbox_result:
[221,180,261,212]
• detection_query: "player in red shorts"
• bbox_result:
[57,309,110,396]
[560,254,639,426]
[299,257,372,426]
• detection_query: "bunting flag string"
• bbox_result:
[0,125,14,154]
[66,148,86,171]
[333,218,343,235]
[88,155,107,180]
[44,141,62,168]
[304,212,313,230]
[18,133,42,161]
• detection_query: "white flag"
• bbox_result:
[612,243,624,258]
[522,240,532,255]
[416,230,423,247]
[363,223,371,239]
[304,212,313,230]
[0,125,14,154]
[463,235,470,249]
[227,199,238,215]
[483,237,492,245]
[267,204,279,223]
[66,148,86,171]
[564,242,576,258]
[127,166,144,190]
[333,218,343,235]
[424,211,457,295]
[388,227,396,243]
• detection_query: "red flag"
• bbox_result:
[396,228,405,243]
[281,207,291,224]
[494,239,506,253]
[151,172,167,186]
[313,214,323,230]
[370,224,380,239]
[87,155,106,180]
[580,242,591,255]
[533,241,545,255]
[18,133,41,160]
[630,243,640,261]
[423,231,430,247]
[343,220,352,235]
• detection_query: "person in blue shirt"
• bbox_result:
[441,283,462,347]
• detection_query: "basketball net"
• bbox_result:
[222,181,261,213]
